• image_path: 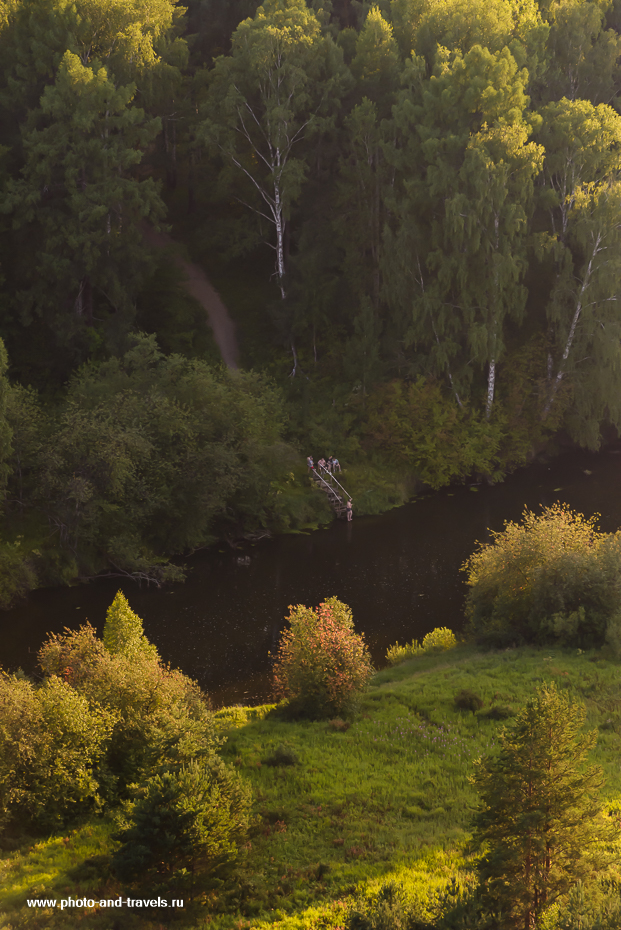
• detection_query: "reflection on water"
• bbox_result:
[1,449,621,707]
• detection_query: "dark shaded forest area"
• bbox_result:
[1,0,621,598]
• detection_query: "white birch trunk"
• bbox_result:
[485,214,500,421]
[486,358,496,420]
[273,177,286,299]
[542,232,602,419]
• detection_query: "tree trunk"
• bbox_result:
[541,232,601,419]
[74,276,93,323]
[274,183,286,299]
[486,358,496,420]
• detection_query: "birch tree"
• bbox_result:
[388,45,542,416]
[447,122,544,418]
[537,98,621,244]
[537,99,621,441]
[200,0,348,371]
[538,0,621,106]
[541,182,621,444]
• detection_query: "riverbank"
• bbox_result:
[3,644,621,929]
[3,446,621,706]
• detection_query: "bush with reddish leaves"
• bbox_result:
[272,597,374,719]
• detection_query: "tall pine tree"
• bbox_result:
[472,683,616,929]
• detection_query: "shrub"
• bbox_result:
[262,744,298,767]
[552,879,621,930]
[386,640,423,666]
[272,597,374,719]
[454,689,484,712]
[0,672,114,831]
[463,504,621,648]
[347,881,432,930]
[481,705,514,721]
[422,627,457,652]
[112,757,252,882]
[364,378,504,488]
[39,603,218,795]
[329,717,351,732]
[386,627,457,666]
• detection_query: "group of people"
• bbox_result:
[306,454,353,521]
[307,454,341,474]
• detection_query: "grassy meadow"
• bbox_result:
[2,644,621,929]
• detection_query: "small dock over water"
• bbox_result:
[310,465,352,518]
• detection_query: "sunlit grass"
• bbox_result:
[2,645,621,928]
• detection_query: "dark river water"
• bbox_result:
[1,448,621,707]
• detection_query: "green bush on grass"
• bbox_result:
[463,504,621,650]
[386,628,457,667]
[112,757,252,882]
[272,597,374,719]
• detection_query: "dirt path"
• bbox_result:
[141,223,240,370]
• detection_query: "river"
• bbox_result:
[1,448,620,707]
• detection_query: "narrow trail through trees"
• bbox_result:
[141,223,240,369]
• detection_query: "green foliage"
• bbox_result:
[463,504,621,648]
[0,672,115,831]
[0,0,183,111]
[1,52,164,362]
[38,597,219,794]
[134,254,222,363]
[472,683,617,929]
[272,597,374,719]
[351,8,400,113]
[386,627,457,666]
[267,465,334,532]
[422,627,457,653]
[550,878,621,930]
[3,0,621,499]
[386,640,423,665]
[103,590,159,661]
[365,380,504,487]
[539,0,621,105]
[329,458,412,517]
[5,382,45,510]
[481,704,515,721]
[201,0,349,300]
[0,537,37,608]
[534,99,621,443]
[112,757,252,882]
[20,334,301,581]
[347,880,430,929]
[6,646,621,926]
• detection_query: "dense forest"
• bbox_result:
[1,0,621,596]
